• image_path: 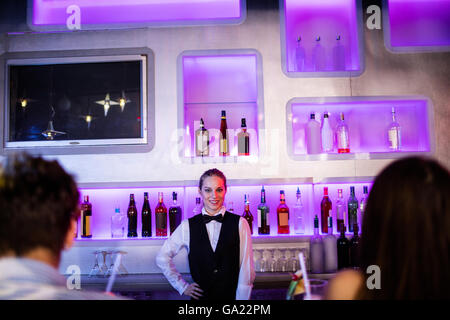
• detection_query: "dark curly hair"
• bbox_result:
[0,153,80,260]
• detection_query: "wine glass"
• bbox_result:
[255,249,266,272]
[267,249,277,272]
[287,248,300,272]
[100,251,109,276]
[276,250,288,272]
[89,251,101,277]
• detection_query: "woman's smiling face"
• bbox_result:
[199,175,227,215]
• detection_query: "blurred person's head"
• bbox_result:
[357,157,450,299]
[0,153,80,267]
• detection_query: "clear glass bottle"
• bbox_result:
[347,186,358,233]
[336,112,350,153]
[336,188,346,234]
[257,186,270,235]
[237,118,250,156]
[312,36,326,71]
[295,35,305,72]
[111,206,125,238]
[195,118,209,157]
[293,187,305,234]
[359,186,369,231]
[323,216,338,273]
[310,215,324,273]
[306,113,322,154]
[333,35,346,71]
[277,190,290,234]
[227,201,234,213]
[388,107,401,151]
[321,112,334,152]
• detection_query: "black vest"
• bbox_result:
[188,211,240,300]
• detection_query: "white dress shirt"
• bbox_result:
[156,206,255,300]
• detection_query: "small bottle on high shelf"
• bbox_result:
[295,35,305,72]
[242,194,253,234]
[169,192,182,235]
[306,113,322,154]
[337,224,350,270]
[310,215,324,274]
[193,197,202,217]
[237,118,250,156]
[336,188,346,234]
[219,110,229,156]
[155,192,167,237]
[388,107,401,151]
[141,192,152,237]
[127,194,138,238]
[321,112,334,152]
[320,187,332,234]
[257,186,270,235]
[293,187,305,234]
[323,216,338,273]
[80,195,92,238]
[277,190,290,234]
[347,186,358,233]
[195,118,209,157]
[333,35,346,71]
[359,186,369,230]
[350,224,360,269]
[336,112,350,153]
[312,36,326,71]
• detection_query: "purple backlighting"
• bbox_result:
[387,0,450,48]
[31,0,242,29]
[182,53,260,157]
[290,98,431,155]
[282,0,362,74]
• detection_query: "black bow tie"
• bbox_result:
[203,214,223,224]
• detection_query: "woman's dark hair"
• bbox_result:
[356,157,450,299]
[198,168,227,191]
[0,153,80,260]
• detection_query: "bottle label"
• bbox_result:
[388,128,400,149]
[337,131,349,149]
[258,209,262,228]
[197,134,209,155]
[156,212,167,229]
[279,212,289,227]
[83,214,91,236]
[220,138,228,154]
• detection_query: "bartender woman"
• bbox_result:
[156,168,255,300]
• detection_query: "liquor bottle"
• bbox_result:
[310,215,324,273]
[277,190,290,234]
[347,186,358,233]
[80,195,92,238]
[337,224,350,270]
[193,197,202,217]
[242,194,253,234]
[295,36,305,72]
[333,35,346,71]
[320,187,332,234]
[336,188,346,234]
[111,206,125,238]
[195,118,209,157]
[227,201,234,213]
[127,194,138,238]
[219,110,229,156]
[257,186,270,235]
[359,186,369,230]
[312,36,326,71]
[349,224,360,269]
[388,107,401,151]
[306,113,322,154]
[321,112,334,152]
[336,112,350,153]
[237,118,250,156]
[142,192,151,237]
[155,192,167,237]
[323,216,338,273]
[293,187,305,234]
[169,192,182,235]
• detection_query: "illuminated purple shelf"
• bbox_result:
[286,96,434,160]
[178,50,265,163]
[28,0,246,31]
[383,0,450,52]
[280,0,364,77]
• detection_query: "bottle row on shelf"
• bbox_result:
[293,35,346,72]
[195,110,250,157]
[76,184,369,240]
[306,107,401,154]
